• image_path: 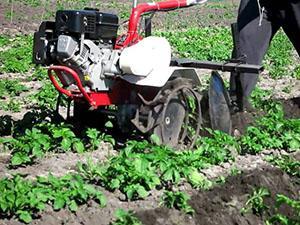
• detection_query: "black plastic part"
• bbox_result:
[55,10,119,40]
[171,58,263,74]
[32,21,56,65]
[145,17,152,37]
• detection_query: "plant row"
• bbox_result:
[0,173,106,223]
[1,123,114,166]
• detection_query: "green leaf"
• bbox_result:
[11,153,28,166]
[17,210,32,224]
[163,169,173,181]
[105,121,113,128]
[53,196,65,210]
[96,193,107,207]
[137,186,148,199]
[73,141,85,153]
[150,134,161,145]
[68,200,78,212]
[289,139,300,149]
[61,138,72,150]
[126,188,135,200]
[110,179,120,189]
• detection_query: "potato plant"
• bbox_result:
[0,174,106,223]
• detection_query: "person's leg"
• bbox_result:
[282,0,300,56]
[230,0,280,111]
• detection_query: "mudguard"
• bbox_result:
[122,67,201,87]
[208,71,232,134]
[120,36,201,87]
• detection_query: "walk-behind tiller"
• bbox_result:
[33,0,263,148]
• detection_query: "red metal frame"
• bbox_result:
[48,0,197,107]
[48,65,133,108]
[115,0,190,48]
[48,66,97,107]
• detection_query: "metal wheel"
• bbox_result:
[208,71,232,134]
[152,78,202,149]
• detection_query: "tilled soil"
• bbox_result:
[136,166,300,225]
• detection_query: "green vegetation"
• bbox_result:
[0,78,28,97]
[27,82,59,109]
[265,32,294,78]
[0,5,299,223]
[159,28,297,79]
[240,103,300,153]
[77,138,234,200]
[110,209,142,225]
[266,194,300,225]
[0,27,297,79]
[242,189,300,225]
[195,129,239,164]
[159,27,232,61]
[0,99,22,112]
[161,191,195,214]
[20,0,42,7]
[266,155,300,177]
[0,78,28,112]
[0,174,106,223]
[241,187,270,215]
[0,35,33,74]
[1,124,114,167]
[0,35,10,47]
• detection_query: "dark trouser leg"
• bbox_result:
[230,0,280,110]
[282,1,300,56]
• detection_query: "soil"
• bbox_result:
[136,166,300,225]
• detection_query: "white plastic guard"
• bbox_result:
[119,36,171,77]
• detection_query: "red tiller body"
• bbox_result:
[48,0,195,109]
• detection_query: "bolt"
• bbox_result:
[165,116,170,125]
